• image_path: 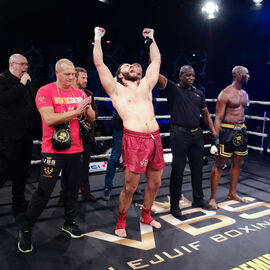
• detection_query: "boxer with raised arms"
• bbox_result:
[93,27,165,238]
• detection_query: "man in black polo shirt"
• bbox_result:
[158,65,217,217]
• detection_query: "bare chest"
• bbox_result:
[227,91,247,108]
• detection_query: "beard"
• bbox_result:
[121,71,138,82]
[240,75,248,86]
[77,82,87,89]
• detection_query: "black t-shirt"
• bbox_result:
[163,80,207,129]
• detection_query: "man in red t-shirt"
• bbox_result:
[18,59,95,253]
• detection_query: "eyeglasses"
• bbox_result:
[12,62,30,67]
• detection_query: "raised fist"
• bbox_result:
[142,28,154,40]
[94,27,105,41]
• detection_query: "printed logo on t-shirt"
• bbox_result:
[54,96,83,104]
[38,96,46,103]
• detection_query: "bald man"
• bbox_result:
[0,54,39,212]
[209,66,250,210]
[18,59,95,253]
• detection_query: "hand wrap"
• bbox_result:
[94,27,105,41]
[210,134,219,155]
[142,29,154,39]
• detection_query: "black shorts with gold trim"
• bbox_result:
[219,123,248,158]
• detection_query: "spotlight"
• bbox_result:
[251,0,263,10]
[98,0,112,5]
[253,0,263,4]
[202,1,219,19]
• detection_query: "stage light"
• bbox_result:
[202,1,219,19]
[98,0,112,5]
[253,0,263,4]
[251,0,263,10]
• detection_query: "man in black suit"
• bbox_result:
[0,54,39,212]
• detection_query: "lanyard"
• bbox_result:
[56,85,78,113]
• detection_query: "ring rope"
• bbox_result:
[30,97,270,165]
[97,115,270,121]
[95,96,270,106]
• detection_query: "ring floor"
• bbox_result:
[1,151,270,270]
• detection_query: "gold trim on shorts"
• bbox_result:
[219,144,233,158]
[221,123,246,129]
[234,150,248,156]
[219,144,248,157]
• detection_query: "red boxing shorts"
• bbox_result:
[122,128,165,173]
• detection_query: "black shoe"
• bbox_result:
[83,193,97,202]
[171,205,182,218]
[61,222,84,238]
[135,189,143,195]
[13,201,28,213]
[192,200,212,210]
[18,228,33,253]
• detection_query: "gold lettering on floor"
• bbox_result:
[125,241,200,269]
[160,209,235,236]
[86,196,270,258]
[239,203,270,220]
[85,223,155,250]
[210,218,270,243]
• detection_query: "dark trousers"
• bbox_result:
[80,137,93,194]
[60,138,93,198]
[24,152,82,229]
[104,129,123,190]
[0,131,33,204]
[170,125,204,206]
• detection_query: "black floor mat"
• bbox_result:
[1,152,270,270]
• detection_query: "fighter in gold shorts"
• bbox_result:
[209,65,250,209]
